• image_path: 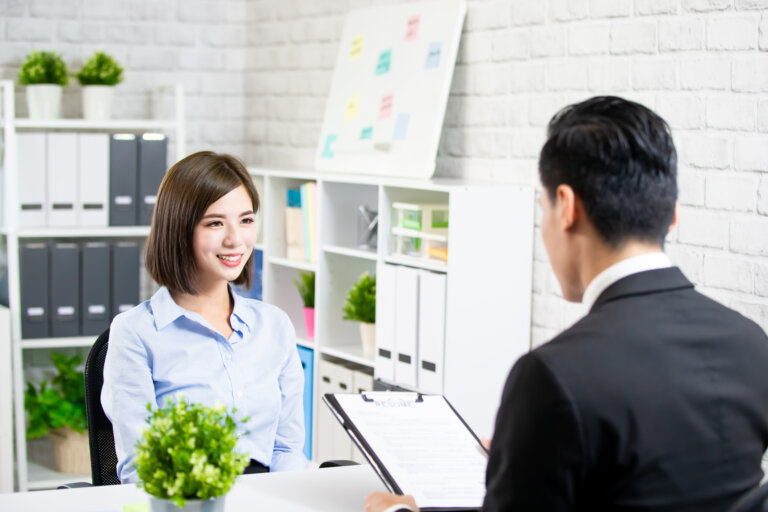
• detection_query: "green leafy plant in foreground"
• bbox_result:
[24,352,86,438]
[294,271,315,308]
[77,51,124,86]
[135,398,249,507]
[342,271,376,324]
[18,50,69,86]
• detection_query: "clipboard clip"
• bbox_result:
[361,391,424,403]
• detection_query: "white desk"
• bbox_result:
[0,465,387,512]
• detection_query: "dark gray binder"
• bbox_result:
[137,134,168,225]
[81,242,110,336]
[50,242,80,337]
[20,242,49,339]
[109,134,138,226]
[111,241,140,318]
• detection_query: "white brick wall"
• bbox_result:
[2,0,767,345]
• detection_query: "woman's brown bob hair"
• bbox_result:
[145,151,260,295]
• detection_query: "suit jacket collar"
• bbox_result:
[590,267,694,313]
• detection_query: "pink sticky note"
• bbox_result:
[405,15,420,41]
[379,93,394,119]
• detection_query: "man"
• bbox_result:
[365,96,768,512]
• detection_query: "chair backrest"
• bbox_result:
[729,482,768,512]
[84,328,120,486]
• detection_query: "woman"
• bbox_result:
[102,151,306,483]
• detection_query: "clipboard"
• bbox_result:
[323,392,488,511]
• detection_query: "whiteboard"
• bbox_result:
[315,0,467,179]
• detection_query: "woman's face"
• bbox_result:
[191,184,258,291]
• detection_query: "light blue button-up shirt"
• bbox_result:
[102,285,306,483]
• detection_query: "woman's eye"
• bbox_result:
[207,221,222,227]
[242,217,255,224]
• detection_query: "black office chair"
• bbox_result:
[729,481,768,512]
[84,328,120,486]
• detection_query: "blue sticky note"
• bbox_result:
[360,126,373,140]
[321,135,337,158]
[375,49,392,75]
[425,41,441,70]
[393,114,410,141]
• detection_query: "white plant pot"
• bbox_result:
[26,84,63,120]
[359,322,376,358]
[149,494,226,512]
[82,85,115,121]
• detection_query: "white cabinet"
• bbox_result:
[249,168,534,461]
[0,80,185,491]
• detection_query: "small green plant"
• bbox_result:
[294,271,315,308]
[17,50,69,86]
[24,352,86,439]
[342,272,376,324]
[135,397,249,508]
[76,51,124,86]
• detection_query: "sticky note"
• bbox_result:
[345,94,359,122]
[321,135,337,158]
[360,126,373,140]
[379,93,394,119]
[393,113,410,141]
[375,49,391,75]
[405,15,420,41]
[425,41,441,70]
[350,36,363,61]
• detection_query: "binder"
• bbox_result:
[323,392,487,511]
[374,263,397,383]
[285,189,304,261]
[46,133,78,227]
[417,271,447,394]
[137,133,168,225]
[109,134,138,226]
[317,360,354,462]
[50,243,80,337]
[78,133,109,227]
[394,265,419,388]
[350,369,374,464]
[17,132,47,227]
[19,242,49,338]
[297,345,314,461]
[80,242,110,336]
[111,241,140,317]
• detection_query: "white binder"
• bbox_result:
[374,263,397,383]
[394,265,419,388]
[417,270,447,394]
[317,360,354,462]
[46,133,78,227]
[17,132,47,227]
[77,133,109,226]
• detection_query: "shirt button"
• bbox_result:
[226,354,232,360]
[236,391,243,397]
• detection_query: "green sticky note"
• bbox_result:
[123,501,150,512]
[375,49,391,75]
[360,126,373,140]
[321,134,337,158]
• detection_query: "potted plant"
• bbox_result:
[135,397,249,511]
[342,272,376,357]
[24,352,89,474]
[17,50,68,119]
[76,50,124,120]
[294,271,315,341]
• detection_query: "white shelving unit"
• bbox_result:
[249,168,535,460]
[0,80,186,491]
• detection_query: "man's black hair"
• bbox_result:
[539,95,678,248]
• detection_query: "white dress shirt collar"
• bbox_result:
[581,252,672,311]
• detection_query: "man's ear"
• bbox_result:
[556,184,578,231]
[667,201,679,234]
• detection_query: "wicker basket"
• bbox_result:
[49,427,91,475]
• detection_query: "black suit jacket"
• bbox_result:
[483,267,768,512]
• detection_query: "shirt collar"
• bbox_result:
[150,284,254,333]
[581,252,672,311]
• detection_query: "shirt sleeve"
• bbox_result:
[482,352,584,512]
[101,314,157,484]
[269,314,308,472]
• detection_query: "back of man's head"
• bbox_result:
[539,96,678,249]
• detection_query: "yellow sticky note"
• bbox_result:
[350,35,363,60]
[122,501,150,512]
[345,94,359,122]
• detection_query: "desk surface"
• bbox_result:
[0,465,387,512]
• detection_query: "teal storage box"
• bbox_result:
[297,345,314,460]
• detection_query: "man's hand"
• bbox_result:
[363,492,418,512]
